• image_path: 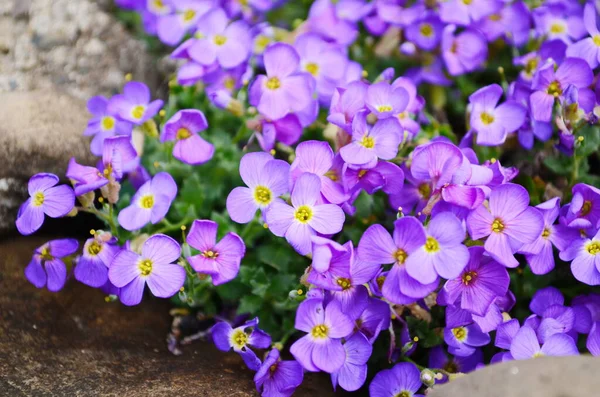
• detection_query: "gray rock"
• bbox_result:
[429,356,600,397]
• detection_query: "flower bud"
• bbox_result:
[77,191,95,208]
[421,369,436,387]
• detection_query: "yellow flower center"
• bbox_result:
[253,186,272,205]
[377,105,393,112]
[182,9,196,22]
[202,250,219,259]
[255,35,271,53]
[547,80,562,97]
[444,361,459,373]
[533,351,545,358]
[395,392,411,397]
[231,329,248,348]
[480,112,495,125]
[360,135,375,149]
[420,23,433,37]
[581,200,592,216]
[224,77,235,91]
[358,170,368,178]
[87,241,102,256]
[395,249,408,265]
[525,57,539,75]
[489,13,502,21]
[542,228,551,238]
[462,271,477,285]
[376,275,385,289]
[266,77,281,90]
[103,163,113,178]
[324,170,339,182]
[176,127,192,140]
[305,62,319,76]
[418,183,431,199]
[40,246,53,261]
[492,218,505,233]
[587,242,600,255]
[138,259,153,276]
[594,35,600,46]
[294,205,313,223]
[131,105,146,120]
[462,0,472,4]
[311,324,329,339]
[336,277,352,290]
[213,34,227,46]
[397,112,407,120]
[550,23,565,34]
[424,236,440,253]
[140,194,155,209]
[33,192,45,207]
[101,116,115,131]
[452,326,467,342]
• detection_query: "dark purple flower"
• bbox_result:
[444,322,491,357]
[25,238,79,292]
[160,109,214,165]
[369,362,423,397]
[74,232,119,288]
[354,297,390,343]
[212,317,271,371]
[16,173,75,235]
[562,183,600,229]
[428,346,482,382]
[254,349,304,397]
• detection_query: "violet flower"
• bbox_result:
[566,3,600,69]
[339,114,401,166]
[84,95,133,156]
[156,0,213,45]
[428,346,482,382]
[439,0,502,26]
[111,81,163,125]
[331,333,372,392]
[562,183,600,229]
[405,14,444,51]
[254,349,304,397]
[160,109,214,165]
[25,238,79,292]
[442,26,488,76]
[16,173,75,236]
[354,297,390,343]
[212,317,271,371]
[74,232,119,288]
[108,234,186,306]
[510,326,578,359]
[186,219,245,285]
[444,323,491,357]
[327,81,368,133]
[369,362,423,397]
[559,228,600,286]
[365,81,409,120]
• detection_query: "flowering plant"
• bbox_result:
[16,0,600,395]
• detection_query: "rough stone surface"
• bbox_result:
[430,356,600,397]
[0,0,162,100]
[0,237,336,396]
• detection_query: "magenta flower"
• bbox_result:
[442,26,488,76]
[289,299,354,373]
[559,228,600,286]
[108,234,185,306]
[405,212,469,284]
[226,152,290,224]
[566,3,600,69]
[365,81,409,120]
[254,349,304,397]
[186,219,245,285]
[327,80,368,133]
[443,246,510,316]
[530,58,593,122]
[111,81,163,125]
[369,362,423,397]
[358,217,438,304]
[467,183,544,268]
[331,333,372,392]
[340,115,401,166]
[118,172,177,231]
[469,84,526,146]
[84,95,133,156]
[212,318,271,371]
[25,238,79,292]
[266,173,345,255]
[16,173,75,236]
[160,109,214,165]
[510,326,578,360]
[187,8,251,69]
[74,233,119,288]
[251,43,313,120]
[156,0,213,45]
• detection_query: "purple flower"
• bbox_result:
[566,3,600,69]
[442,26,488,76]
[290,141,347,205]
[340,115,401,166]
[369,362,423,397]
[16,173,75,236]
[187,8,251,69]
[118,172,177,231]
[444,246,510,316]
[254,349,304,397]
[343,160,405,198]
[331,333,372,392]
[510,326,578,360]
[84,95,133,156]
[405,14,444,51]
[405,212,469,284]
[111,81,163,125]
[156,0,213,45]
[358,217,438,304]
[25,238,79,292]
[307,238,352,289]
[354,297,390,343]
[327,81,368,133]
[365,81,409,120]
[444,323,491,357]
[587,321,600,356]
[74,232,120,288]
[469,84,526,146]
[428,346,482,382]
[440,0,502,26]
[226,152,290,224]
[560,228,600,286]
[212,317,271,371]
[290,299,354,373]
[562,183,600,229]
[160,109,214,165]
[265,173,345,255]
[530,58,593,122]
[307,0,361,47]
[467,183,544,268]
[186,219,245,285]
[108,234,185,306]
[250,43,313,120]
